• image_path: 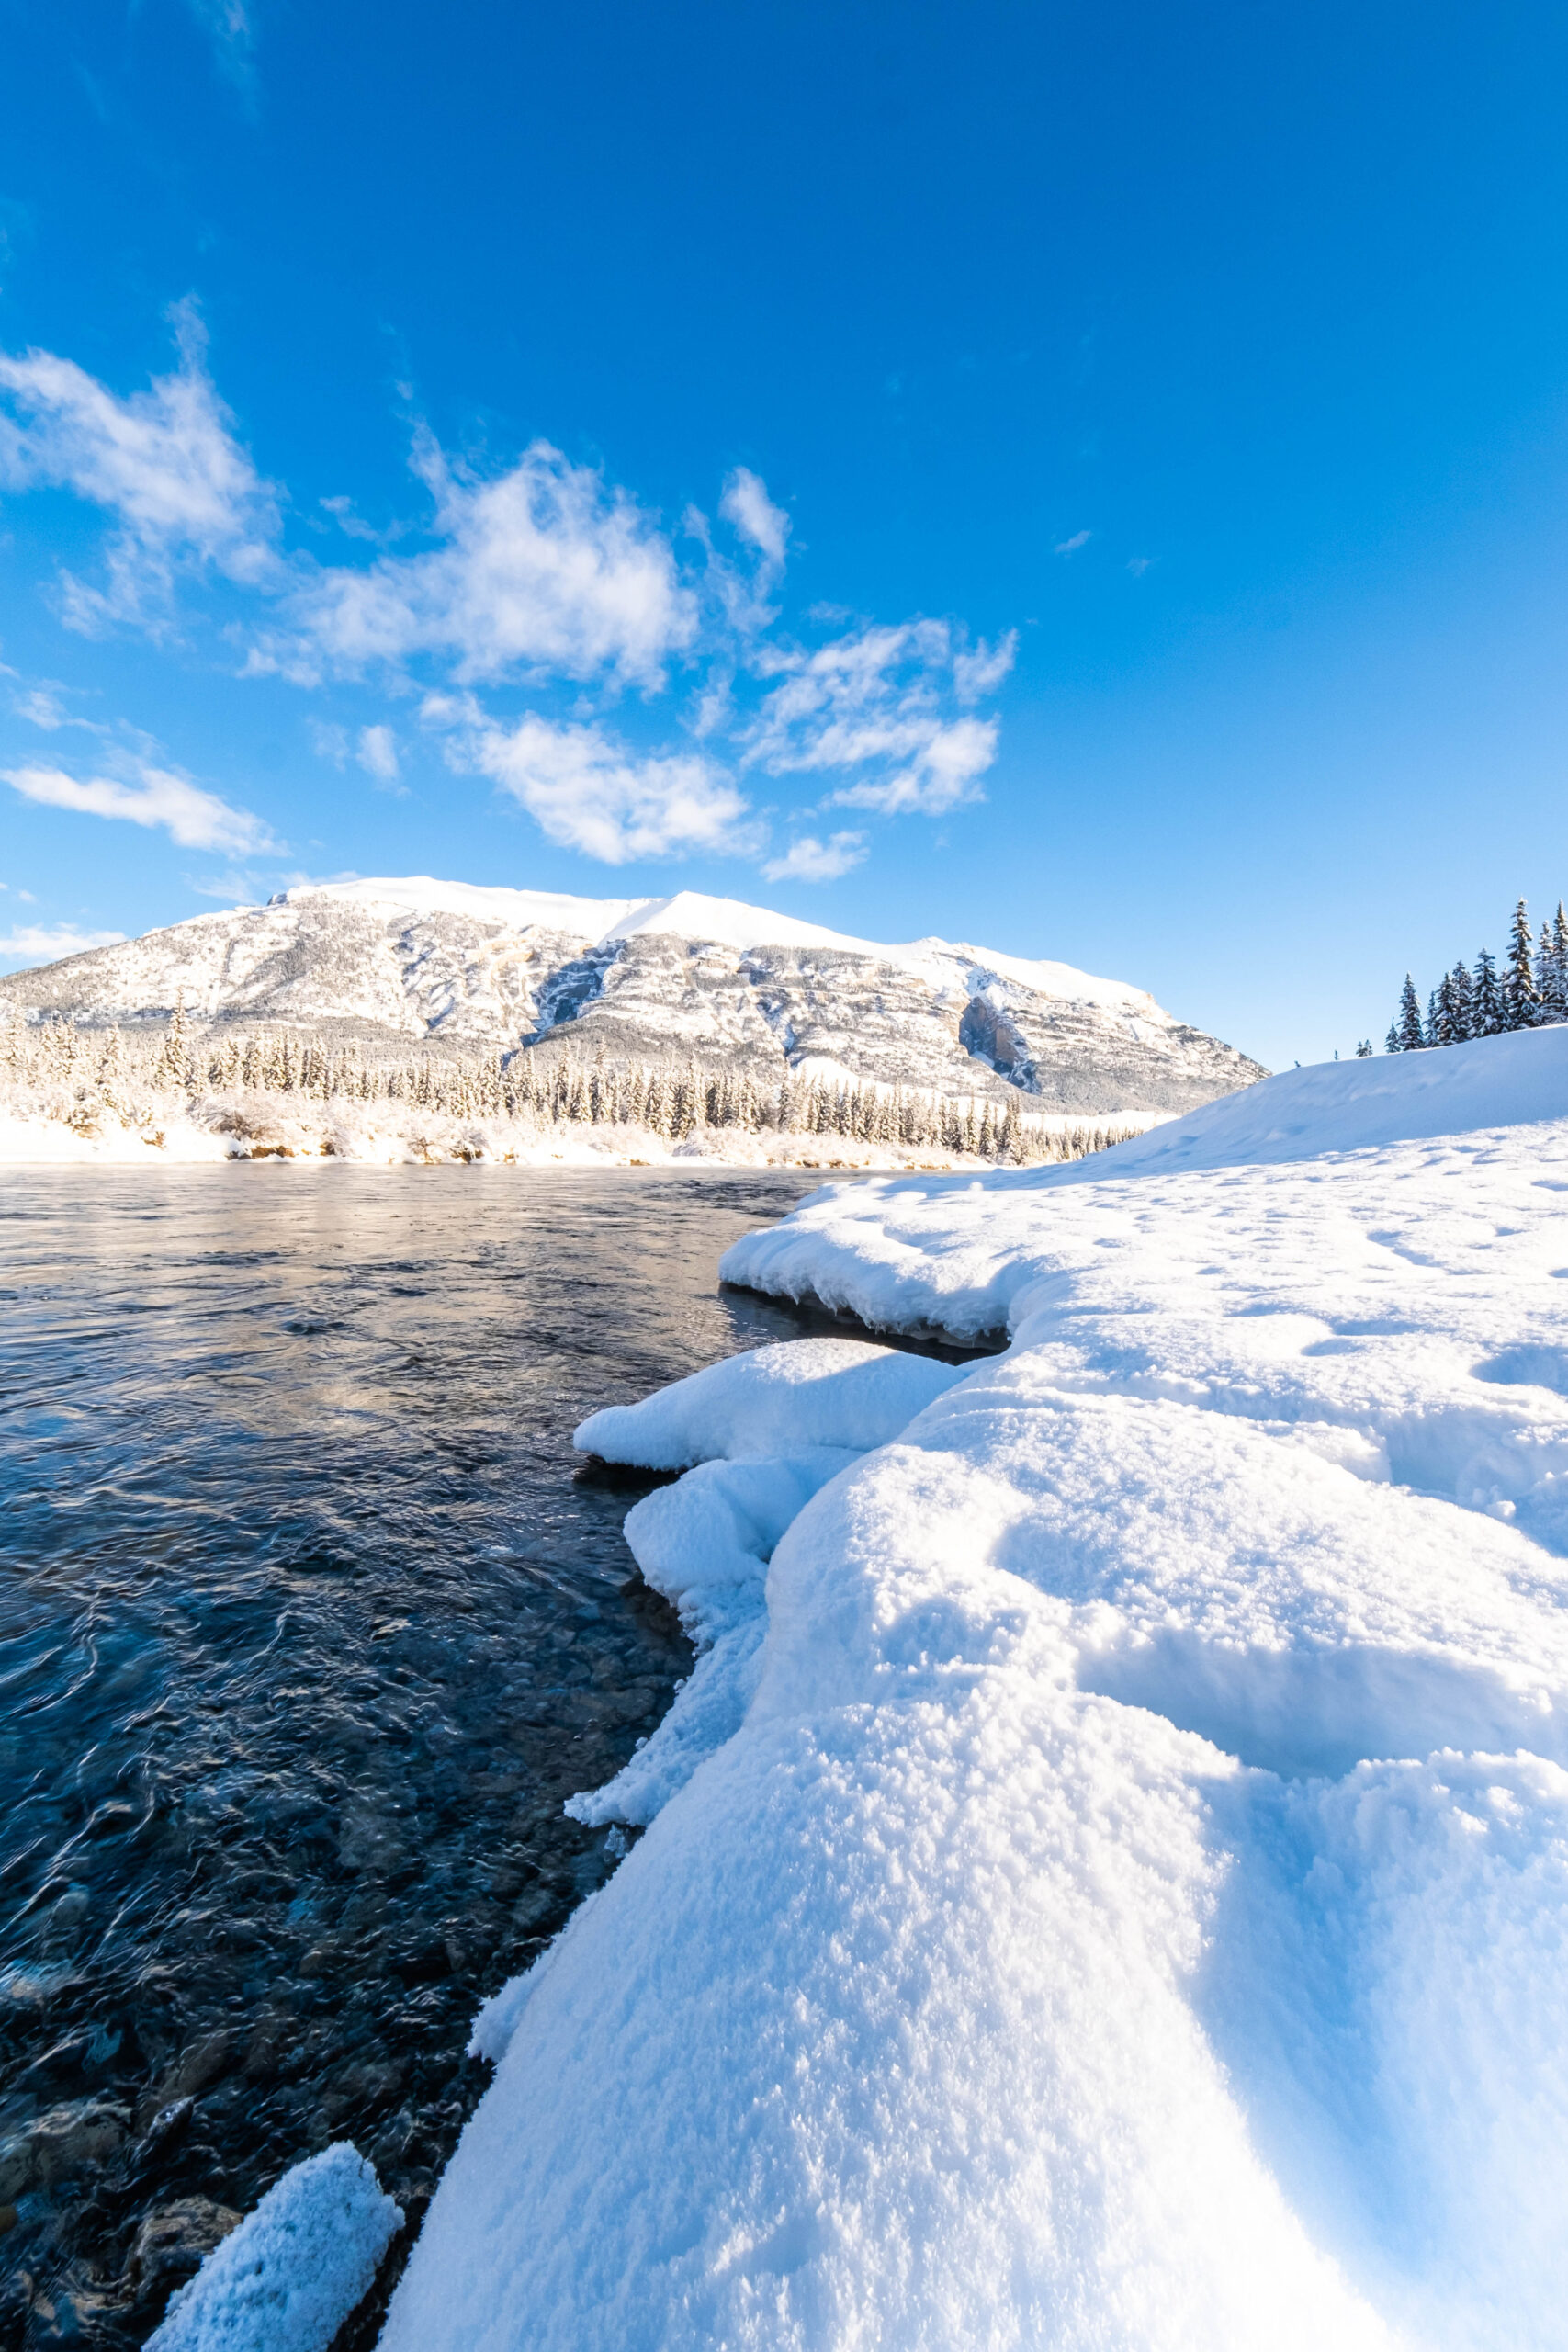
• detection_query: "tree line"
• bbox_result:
[0,1011,1141,1167]
[1381,896,1568,1053]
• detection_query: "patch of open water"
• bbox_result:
[0,1164,840,2347]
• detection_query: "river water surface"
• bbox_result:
[0,1165,835,2348]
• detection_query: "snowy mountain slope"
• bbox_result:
[378,1032,1568,2352]
[0,876,1265,1114]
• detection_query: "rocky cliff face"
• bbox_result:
[0,877,1267,1114]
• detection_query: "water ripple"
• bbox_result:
[0,1164,824,2347]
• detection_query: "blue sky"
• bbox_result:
[1,0,1566,1068]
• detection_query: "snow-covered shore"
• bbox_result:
[0,1102,1118,1174]
[366,1027,1568,2352]
[0,1086,1151,1173]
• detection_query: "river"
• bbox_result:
[0,1164,840,2348]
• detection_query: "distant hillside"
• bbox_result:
[0,876,1267,1115]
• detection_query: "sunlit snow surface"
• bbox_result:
[383,1031,1568,2352]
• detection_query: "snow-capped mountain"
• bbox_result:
[0,876,1266,1113]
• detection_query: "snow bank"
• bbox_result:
[382,1035,1568,2352]
[147,2142,400,2352]
[574,1338,965,1468]
[567,1448,860,1827]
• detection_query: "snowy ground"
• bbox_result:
[169,1031,1568,2349]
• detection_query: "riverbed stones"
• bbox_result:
[130,2197,243,2298]
[0,2102,130,2200]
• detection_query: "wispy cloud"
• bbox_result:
[186,868,272,902]
[355,723,400,786]
[310,717,404,790]
[4,760,277,854]
[0,922,126,970]
[744,620,1013,817]
[719,467,790,571]
[0,318,1021,883]
[0,302,279,631]
[185,0,259,104]
[1054,529,1091,556]
[761,831,866,883]
[446,710,756,865]
[258,433,694,690]
[12,683,85,732]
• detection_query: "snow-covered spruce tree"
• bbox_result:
[1447,959,1474,1041]
[158,996,193,1093]
[1504,898,1537,1030]
[1536,907,1568,1025]
[1355,1039,1373,1057]
[1472,947,1503,1037]
[96,1026,127,1113]
[1397,974,1426,1051]
[1427,984,1450,1048]
[1539,922,1560,1023]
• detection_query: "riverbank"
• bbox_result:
[377,1029,1568,2352]
[0,1094,1152,1172]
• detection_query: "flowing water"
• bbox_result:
[0,1164,841,2348]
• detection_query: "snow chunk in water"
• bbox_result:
[146,2142,400,2352]
[574,1336,966,1468]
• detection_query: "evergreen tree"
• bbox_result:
[1447,960,1473,1041]
[1427,984,1449,1047]
[1355,1039,1372,1057]
[1472,948,1502,1036]
[1539,922,1559,1021]
[1504,898,1537,1028]
[1397,975,1426,1052]
[1537,910,1568,1026]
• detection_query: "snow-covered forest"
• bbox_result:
[0,1011,1141,1168]
[1383,895,1568,1051]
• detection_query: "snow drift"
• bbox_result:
[380,1029,1568,2352]
[148,2142,400,2352]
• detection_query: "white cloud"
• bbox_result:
[4,762,277,854]
[309,719,350,764]
[953,630,1017,701]
[744,620,1010,815]
[318,495,381,542]
[0,314,1020,875]
[265,433,694,690]
[307,718,402,790]
[0,302,280,629]
[1127,555,1153,577]
[457,712,755,865]
[186,869,270,902]
[0,922,126,970]
[355,723,400,783]
[719,468,790,569]
[761,831,866,883]
[1054,529,1091,555]
[829,715,998,815]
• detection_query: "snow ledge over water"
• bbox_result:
[270,1035,1568,2348]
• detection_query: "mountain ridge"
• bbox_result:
[0,876,1268,1115]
